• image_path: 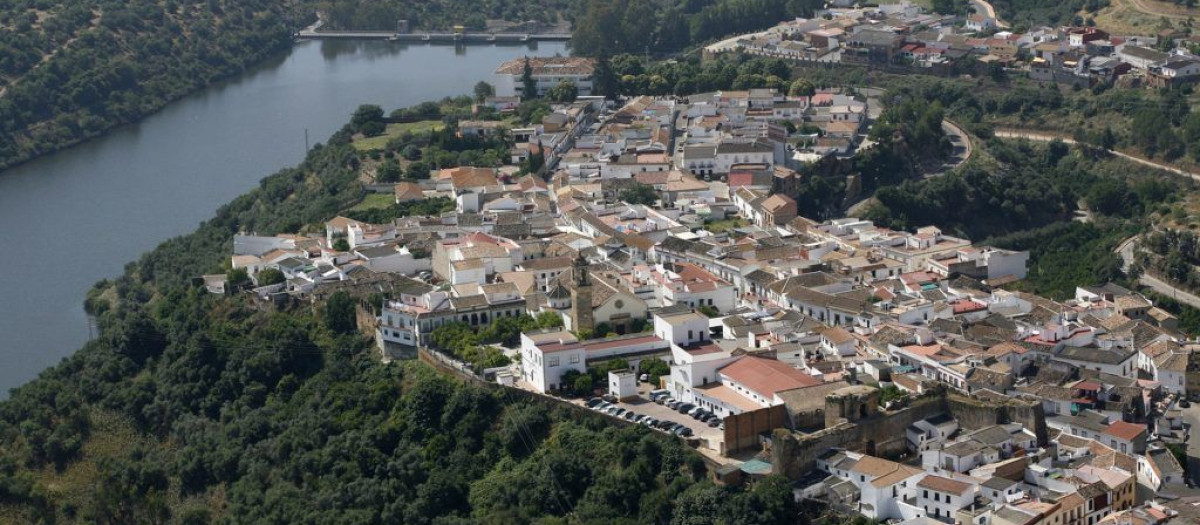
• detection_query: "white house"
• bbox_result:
[923,439,1000,473]
[841,454,926,521]
[355,244,431,276]
[906,414,959,452]
[520,330,585,393]
[916,475,975,522]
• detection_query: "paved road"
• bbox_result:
[1117,236,1200,310]
[994,129,1200,183]
[842,119,972,215]
[932,120,972,177]
[969,0,1010,28]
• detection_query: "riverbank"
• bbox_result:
[0,1,304,176]
[0,40,569,396]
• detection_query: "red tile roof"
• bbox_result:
[1103,421,1146,442]
[719,356,820,398]
[918,474,973,494]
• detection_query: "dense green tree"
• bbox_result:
[406,161,431,180]
[474,81,495,103]
[620,182,658,205]
[546,81,578,103]
[521,57,538,99]
[377,158,403,182]
[256,268,285,286]
[353,104,386,132]
[639,358,670,384]
[788,79,815,97]
[323,291,357,334]
[592,56,621,99]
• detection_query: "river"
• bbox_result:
[0,39,569,395]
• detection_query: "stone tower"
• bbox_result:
[570,253,595,334]
[824,385,880,428]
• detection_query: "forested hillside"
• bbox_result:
[571,0,826,56]
[318,0,574,31]
[0,0,303,172]
[864,137,1175,300]
[988,0,1108,27]
[0,108,803,524]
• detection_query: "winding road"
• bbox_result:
[844,119,972,216]
[993,129,1200,183]
[1117,236,1200,310]
[969,0,1010,28]
[997,129,1200,306]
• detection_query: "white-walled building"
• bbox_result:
[495,57,596,98]
[916,475,975,522]
[520,330,585,393]
[609,369,638,400]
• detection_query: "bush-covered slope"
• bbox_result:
[0,0,305,172]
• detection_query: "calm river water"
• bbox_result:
[0,39,569,395]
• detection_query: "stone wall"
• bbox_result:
[772,386,1047,480]
[946,392,1048,446]
[724,404,790,455]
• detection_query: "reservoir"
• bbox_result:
[0,39,569,395]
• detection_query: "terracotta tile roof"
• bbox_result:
[822,326,855,345]
[495,56,596,76]
[849,456,923,488]
[918,474,973,494]
[719,356,820,398]
[1103,421,1146,442]
[449,167,498,189]
[394,181,424,202]
[760,194,796,213]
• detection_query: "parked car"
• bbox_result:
[688,406,705,418]
[676,403,695,414]
[594,402,611,411]
[698,412,715,422]
[623,412,637,421]
[649,389,669,399]
[666,400,681,410]
[602,394,617,403]
[586,398,602,408]
[639,373,649,382]
[1182,400,1191,408]
[678,427,693,437]
[707,419,721,427]
[655,420,675,430]
[655,396,671,405]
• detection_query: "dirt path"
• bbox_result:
[993,129,1200,183]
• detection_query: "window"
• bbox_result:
[548,356,559,367]
[569,354,580,364]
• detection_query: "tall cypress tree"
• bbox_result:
[521,57,538,99]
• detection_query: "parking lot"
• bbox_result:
[583,382,725,451]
